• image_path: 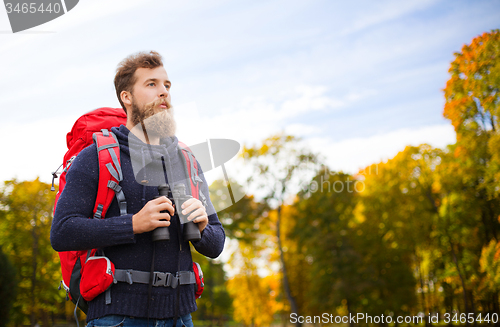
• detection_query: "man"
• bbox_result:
[51,51,225,326]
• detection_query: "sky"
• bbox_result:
[0,0,499,190]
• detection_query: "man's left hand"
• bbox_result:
[181,198,208,233]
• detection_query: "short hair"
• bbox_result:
[114,51,164,113]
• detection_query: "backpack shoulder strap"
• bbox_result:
[92,129,127,219]
[178,141,207,207]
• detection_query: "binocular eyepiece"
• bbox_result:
[152,183,202,242]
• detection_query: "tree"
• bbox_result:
[210,177,283,325]
[0,179,62,326]
[288,170,366,323]
[190,249,233,325]
[443,29,500,233]
[241,133,319,326]
[227,269,282,327]
[354,147,441,323]
[0,245,17,327]
[443,29,500,318]
[209,178,269,244]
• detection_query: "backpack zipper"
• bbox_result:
[86,256,113,275]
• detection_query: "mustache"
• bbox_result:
[144,98,172,112]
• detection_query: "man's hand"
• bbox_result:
[181,198,208,233]
[132,196,175,234]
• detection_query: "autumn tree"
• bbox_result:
[480,239,500,293]
[355,146,444,323]
[0,179,62,326]
[209,178,287,325]
[209,178,269,244]
[443,29,500,317]
[444,29,500,199]
[288,170,365,323]
[226,239,284,327]
[241,133,319,326]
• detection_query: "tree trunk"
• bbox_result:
[31,210,38,327]
[208,260,214,326]
[445,284,454,327]
[281,313,288,327]
[346,299,355,327]
[416,254,431,327]
[469,289,476,327]
[277,205,301,327]
[494,292,500,327]
[449,240,469,326]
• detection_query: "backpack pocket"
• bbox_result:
[80,256,115,301]
[193,262,204,299]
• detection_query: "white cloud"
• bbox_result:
[284,123,320,137]
[307,124,456,174]
[278,85,344,118]
[0,114,80,184]
[175,84,352,148]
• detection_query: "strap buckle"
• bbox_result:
[153,272,172,287]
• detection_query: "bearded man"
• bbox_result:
[51,51,225,327]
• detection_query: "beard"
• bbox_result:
[131,97,176,139]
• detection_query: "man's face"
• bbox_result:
[130,66,171,110]
[129,66,176,138]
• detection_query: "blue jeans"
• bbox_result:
[86,314,194,327]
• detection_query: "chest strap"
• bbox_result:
[113,269,195,289]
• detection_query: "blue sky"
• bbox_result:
[0,0,499,186]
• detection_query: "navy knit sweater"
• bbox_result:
[51,125,225,321]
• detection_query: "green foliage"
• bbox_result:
[209,179,269,245]
[288,170,363,315]
[0,245,17,327]
[289,166,419,318]
[358,146,442,316]
[0,179,63,326]
[191,250,233,324]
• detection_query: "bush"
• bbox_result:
[0,245,17,327]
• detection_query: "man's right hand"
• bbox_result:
[132,196,175,234]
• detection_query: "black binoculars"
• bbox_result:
[152,183,201,242]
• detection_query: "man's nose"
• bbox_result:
[158,85,169,97]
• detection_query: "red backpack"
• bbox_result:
[52,107,204,314]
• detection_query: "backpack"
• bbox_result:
[52,107,205,314]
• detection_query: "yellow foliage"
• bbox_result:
[227,273,283,327]
[479,240,500,291]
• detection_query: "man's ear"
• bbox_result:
[121,90,133,107]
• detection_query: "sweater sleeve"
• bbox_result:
[50,145,135,252]
[190,160,225,259]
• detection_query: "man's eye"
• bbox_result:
[148,83,155,86]
[164,84,171,89]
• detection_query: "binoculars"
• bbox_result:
[152,183,202,242]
